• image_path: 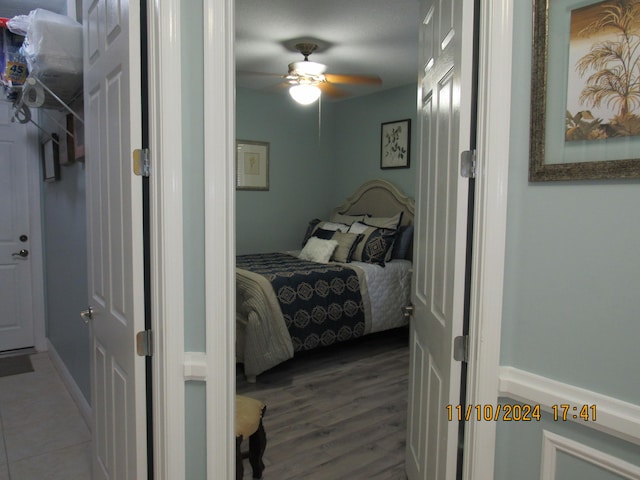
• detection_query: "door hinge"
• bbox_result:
[136,330,153,357]
[453,335,469,362]
[460,150,477,179]
[133,148,150,177]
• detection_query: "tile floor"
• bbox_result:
[0,353,91,480]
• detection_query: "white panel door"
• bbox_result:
[406,0,475,478]
[83,0,146,478]
[0,102,35,352]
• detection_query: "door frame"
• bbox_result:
[24,117,46,352]
[461,1,513,478]
[146,0,236,477]
[148,0,515,478]
[146,0,189,477]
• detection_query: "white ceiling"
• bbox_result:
[235,0,420,101]
[2,1,420,102]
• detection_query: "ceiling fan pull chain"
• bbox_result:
[318,96,322,143]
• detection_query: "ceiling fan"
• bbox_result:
[247,42,382,105]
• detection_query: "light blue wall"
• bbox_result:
[236,83,417,254]
[495,403,640,480]
[236,87,335,254]
[181,1,207,479]
[330,85,417,201]
[41,129,90,404]
[495,0,640,476]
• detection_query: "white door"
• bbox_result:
[0,101,35,352]
[406,0,475,478]
[83,0,147,478]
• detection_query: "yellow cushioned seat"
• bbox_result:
[235,395,267,480]
[236,395,264,439]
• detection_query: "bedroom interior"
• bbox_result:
[3,0,639,478]
[234,0,421,476]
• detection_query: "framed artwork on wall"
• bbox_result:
[236,140,269,190]
[71,105,85,162]
[58,114,75,166]
[529,0,640,181]
[42,134,60,182]
[380,119,411,169]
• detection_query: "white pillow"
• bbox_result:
[365,211,403,230]
[347,221,369,234]
[317,221,350,232]
[298,237,339,263]
[329,212,367,225]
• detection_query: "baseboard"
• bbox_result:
[47,339,92,430]
[499,366,640,446]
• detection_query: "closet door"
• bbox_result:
[83,0,147,478]
[406,0,476,478]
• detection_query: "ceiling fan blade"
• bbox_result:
[324,73,382,85]
[262,82,291,95]
[237,70,286,79]
[318,82,350,99]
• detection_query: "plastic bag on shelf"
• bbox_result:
[8,9,82,76]
[7,9,82,106]
[1,24,28,97]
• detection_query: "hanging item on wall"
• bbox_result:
[236,140,269,190]
[58,116,72,166]
[71,104,85,161]
[529,0,640,181]
[42,133,60,182]
[380,119,411,169]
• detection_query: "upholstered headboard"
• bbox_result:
[331,179,415,226]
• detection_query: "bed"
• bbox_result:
[236,179,415,382]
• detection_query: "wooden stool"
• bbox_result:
[235,395,267,480]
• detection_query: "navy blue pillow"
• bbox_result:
[302,218,322,246]
[312,228,336,240]
[391,225,414,259]
[351,227,397,266]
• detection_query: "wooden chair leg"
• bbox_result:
[248,419,267,479]
[236,435,244,480]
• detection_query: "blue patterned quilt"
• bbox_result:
[236,253,365,352]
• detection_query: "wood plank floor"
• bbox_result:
[236,327,410,480]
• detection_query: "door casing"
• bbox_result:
[148,0,515,479]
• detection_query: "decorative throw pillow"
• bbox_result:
[298,237,339,263]
[330,232,365,263]
[348,222,397,266]
[302,218,322,246]
[391,224,414,259]
[364,211,403,230]
[330,212,367,225]
[317,221,350,232]
[312,227,337,240]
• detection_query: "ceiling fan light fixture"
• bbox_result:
[289,84,321,105]
[289,61,327,77]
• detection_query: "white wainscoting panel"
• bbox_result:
[541,430,640,480]
[499,366,640,446]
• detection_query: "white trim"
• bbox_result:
[462,1,513,479]
[147,0,186,479]
[65,0,77,21]
[183,352,208,381]
[500,366,640,447]
[541,430,640,480]
[27,119,47,353]
[47,339,92,428]
[203,0,236,479]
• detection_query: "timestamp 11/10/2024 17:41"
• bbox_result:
[446,404,597,422]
